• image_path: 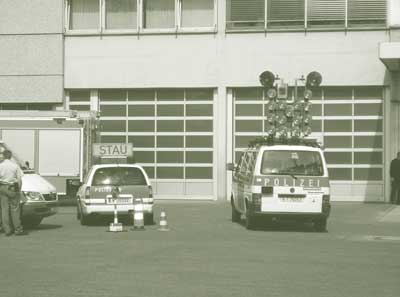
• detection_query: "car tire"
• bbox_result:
[144,213,154,225]
[314,218,327,232]
[77,205,81,220]
[231,199,241,223]
[22,217,43,229]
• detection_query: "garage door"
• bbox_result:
[229,86,384,202]
[96,88,216,200]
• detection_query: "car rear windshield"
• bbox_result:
[92,167,147,186]
[261,150,324,176]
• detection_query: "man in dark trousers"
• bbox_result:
[0,149,24,236]
[390,152,400,205]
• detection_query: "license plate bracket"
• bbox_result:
[279,197,304,202]
[106,197,133,204]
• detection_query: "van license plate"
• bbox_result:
[280,197,303,202]
[106,198,133,204]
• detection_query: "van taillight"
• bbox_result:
[149,186,153,198]
[322,195,330,202]
[252,193,262,205]
[84,187,91,199]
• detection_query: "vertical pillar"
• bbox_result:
[389,0,400,28]
[215,0,227,201]
[90,90,99,111]
[216,86,227,201]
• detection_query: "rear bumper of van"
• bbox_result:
[249,201,331,220]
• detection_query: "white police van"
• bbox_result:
[0,141,58,227]
[228,140,330,231]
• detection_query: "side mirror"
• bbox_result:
[25,161,30,169]
[227,163,236,171]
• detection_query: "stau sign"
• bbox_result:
[92,143,133,158]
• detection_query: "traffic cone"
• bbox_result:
[132,198,145,231]
[158,210,169,231]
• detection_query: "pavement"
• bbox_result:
[0,201,399,297]
[379,205,400,223]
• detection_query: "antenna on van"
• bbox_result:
[258,70,322,143]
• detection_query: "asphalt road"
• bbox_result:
[0,202,399,297]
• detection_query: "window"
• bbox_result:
[267,0,304,29]
[0,103,54,111]
[105,0,137,29]
[143,0,175,29]
[67,0,216,32]
[69,0,100,30]
[92,167,146,186]
[261,150,324,176]
[226,0,265,29]
[181,0,214,27]
[307,0,345,28]
[225,0,387,31]
[348,0,387,28]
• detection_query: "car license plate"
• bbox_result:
[280,197,303,202]
[106,197,133,204]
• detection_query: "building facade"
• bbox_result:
[1,0,399,202]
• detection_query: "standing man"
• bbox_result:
[0,150,5,233]
[0,195,2,233]
[390,152,400,205]
[0,149,24,236]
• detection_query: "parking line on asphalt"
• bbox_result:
[378,206,400,223]
[363,235,400,242]
[336,235,400,243]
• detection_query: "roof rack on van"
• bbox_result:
[248,136,322,149]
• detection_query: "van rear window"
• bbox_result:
[92,167,146,186]
[261,150,324,176]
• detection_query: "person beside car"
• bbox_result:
[0,149,25,236]
[0,204,3,233]
[390,152,400,205]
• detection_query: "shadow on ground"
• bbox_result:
[235,218,324,233]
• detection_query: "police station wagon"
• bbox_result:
[228,142,331,231]
[76,164,154,225]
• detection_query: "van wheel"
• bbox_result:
[245,207,256,230]
[231,200,241,223]
[314,218,327,232]
[80,214,90,226]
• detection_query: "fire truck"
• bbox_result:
[0,110,98,198]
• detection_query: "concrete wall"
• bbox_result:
[65,30,389,88]
[0,0,64,103]
[65,29,390,201]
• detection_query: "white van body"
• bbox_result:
[230,144,331,231]
[0,141,58,227]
